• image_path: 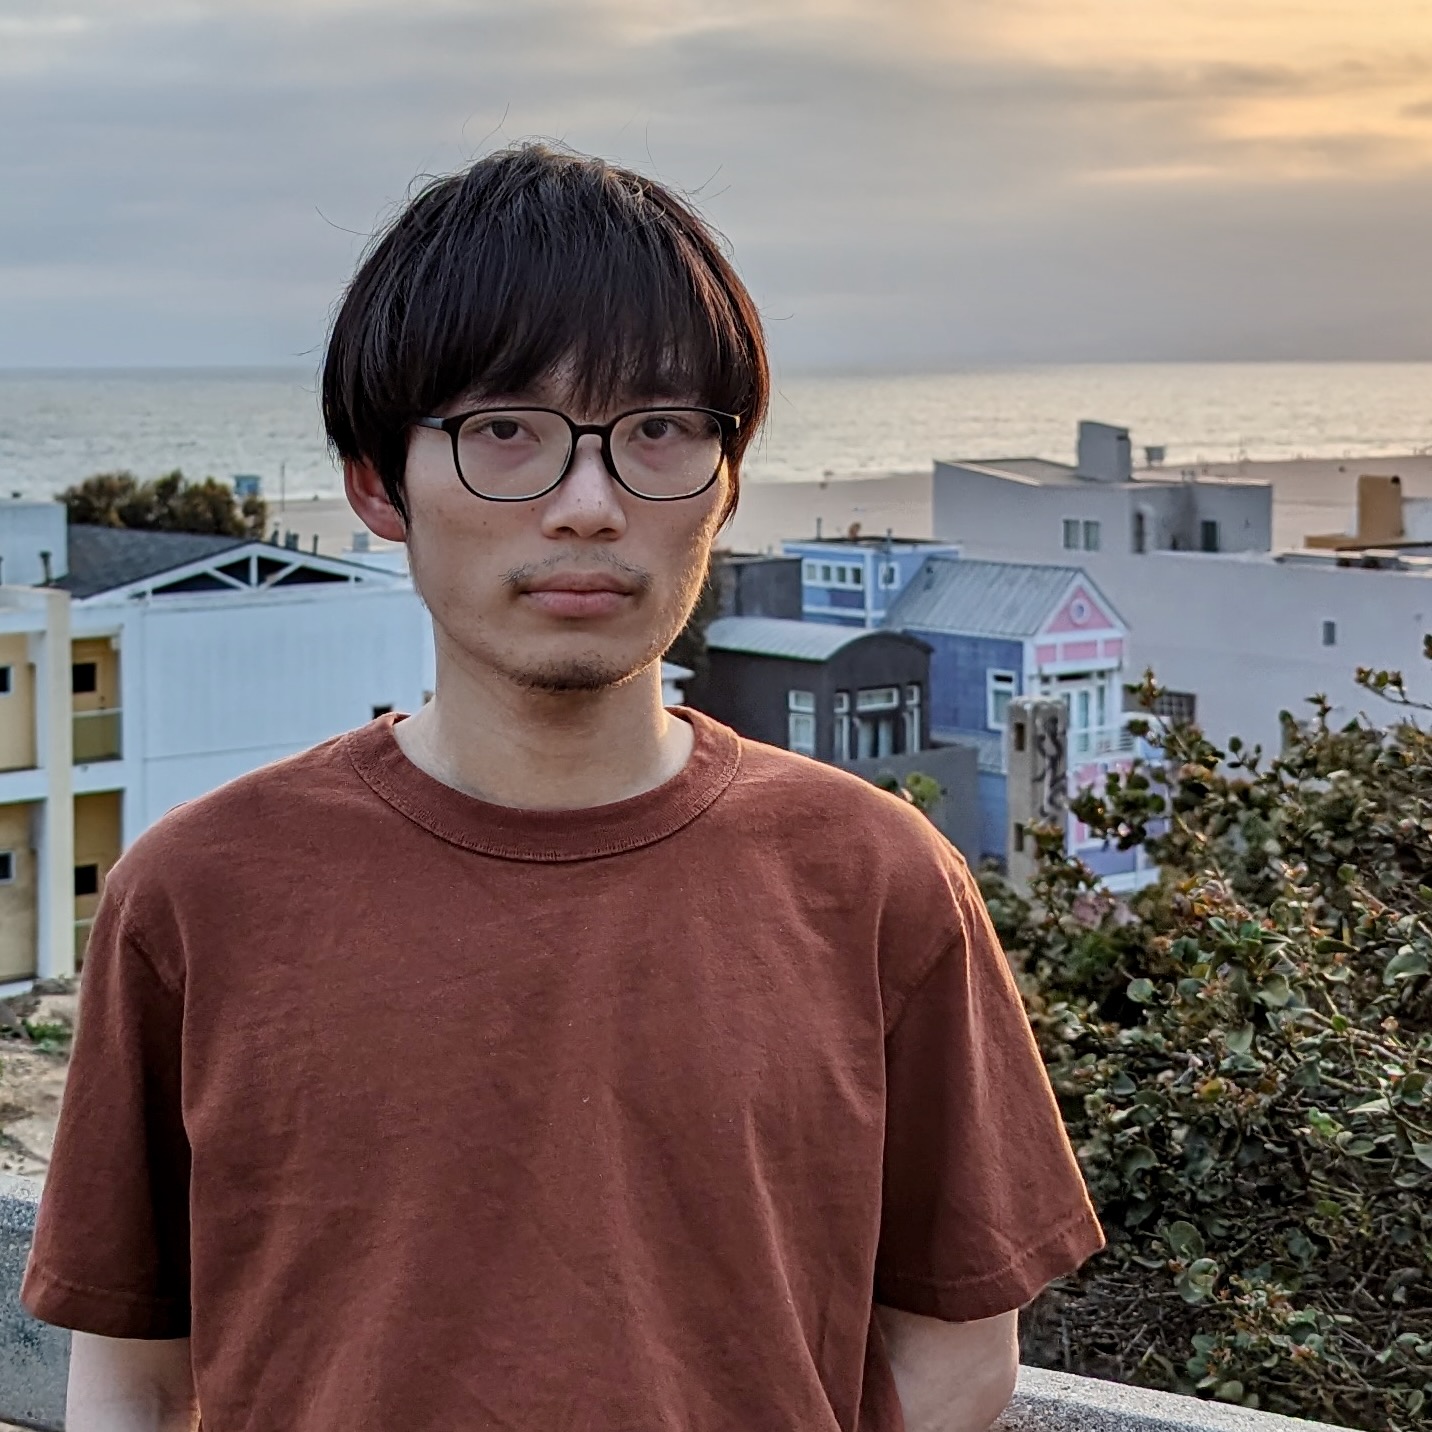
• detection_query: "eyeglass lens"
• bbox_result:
[453,409,723,499]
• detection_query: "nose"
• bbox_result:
[538,433,628,540]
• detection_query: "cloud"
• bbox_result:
[0,0,1429,365]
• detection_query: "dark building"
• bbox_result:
[693,616,931,762]
[710,551,803,620]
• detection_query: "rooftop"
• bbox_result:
[937,456,1270,491]
[783,534,955,549]
[886,557,1094,638]
[54,525,247,599]
[706,615,913,662]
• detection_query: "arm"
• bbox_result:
[876,1306,1019,1432]
[66,1333,199,1432]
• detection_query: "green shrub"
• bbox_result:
[990,656,1432,1431]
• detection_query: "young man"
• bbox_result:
[24,144,1102,1432]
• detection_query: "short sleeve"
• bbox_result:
[21,890,192,1338]
[875,864,1104,1322]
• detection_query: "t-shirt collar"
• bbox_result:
[343,706,740,862]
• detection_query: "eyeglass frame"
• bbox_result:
[413,405,741,503]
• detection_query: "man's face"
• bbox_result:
[386,378,726,694]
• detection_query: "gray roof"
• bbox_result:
[55,525,247,598]
[886,557,1083,639]
[705,616,893,662]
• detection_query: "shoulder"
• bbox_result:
[102,723,367,938]
[722,730,981,922]
[726,732,962,860]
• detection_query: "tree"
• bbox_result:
[985,653,1432,1432]
[58,469,266,539]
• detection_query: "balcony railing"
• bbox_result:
[72,709,121,763]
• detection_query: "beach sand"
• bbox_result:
[278,454,1432,565]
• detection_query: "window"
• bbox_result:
[788,690,817,755]
[879,562,899,589]
[0,851,14,883]
[819,564,833,583]
[0,665,11,694]
[72,661,98,695]
[855,686,900,711]
[1062,519,1080,550]
[834,692,851,761]
[802,560,818,582]
[74,863,100,898]
[1132,510,1147,555]
[1139,688,1197,726]
[1082,520,1102,552]
[850,565,863,589]
[787,713,816,754]
[987,670,1018,730]
[904,685,922,754]
[1200,519,1221,553]
[1322,620,1337,647]
[372,704,393,718]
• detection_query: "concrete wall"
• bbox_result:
[713,556,803,621]
[0,1174,1350,1432]
[933,464,1273,563]
[838,742,981,860]
[0,803,38,982]
[0,1174,68,1431]
[0,634,36,774]
[934,463,1133,563]
[1054,551,1431,751]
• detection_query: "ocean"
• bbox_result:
[0,362,1429,502]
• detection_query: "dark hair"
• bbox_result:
[322,143,768,526]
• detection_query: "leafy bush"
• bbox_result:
[58,469,266,538]
[989,655,1432,1431]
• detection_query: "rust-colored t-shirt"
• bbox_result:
[24,709,1102,1432]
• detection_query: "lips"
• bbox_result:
[520,571,637,618]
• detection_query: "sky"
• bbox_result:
[2,0,1431,369]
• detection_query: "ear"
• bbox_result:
[344,458,407,543]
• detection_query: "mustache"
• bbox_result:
[502,554,653,593]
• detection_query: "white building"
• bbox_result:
[931,426,1432,751]
[933,420,1274,564]
[1,505,434,989]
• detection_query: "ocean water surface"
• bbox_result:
[0,362,1428,502]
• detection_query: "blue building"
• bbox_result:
[780,535,961,628]
[884,557,1138,877]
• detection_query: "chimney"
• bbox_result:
[311,535,319,555]
[1076,421,1132,483]
[39,549,52,585]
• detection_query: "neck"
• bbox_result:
[392,659,692,812]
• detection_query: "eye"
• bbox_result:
[480,418,522,441]
[637,416,676,440]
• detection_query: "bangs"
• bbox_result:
[323,145,768,523]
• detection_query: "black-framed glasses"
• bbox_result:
[414,405,739,502]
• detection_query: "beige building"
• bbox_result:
[0,586,87,987]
